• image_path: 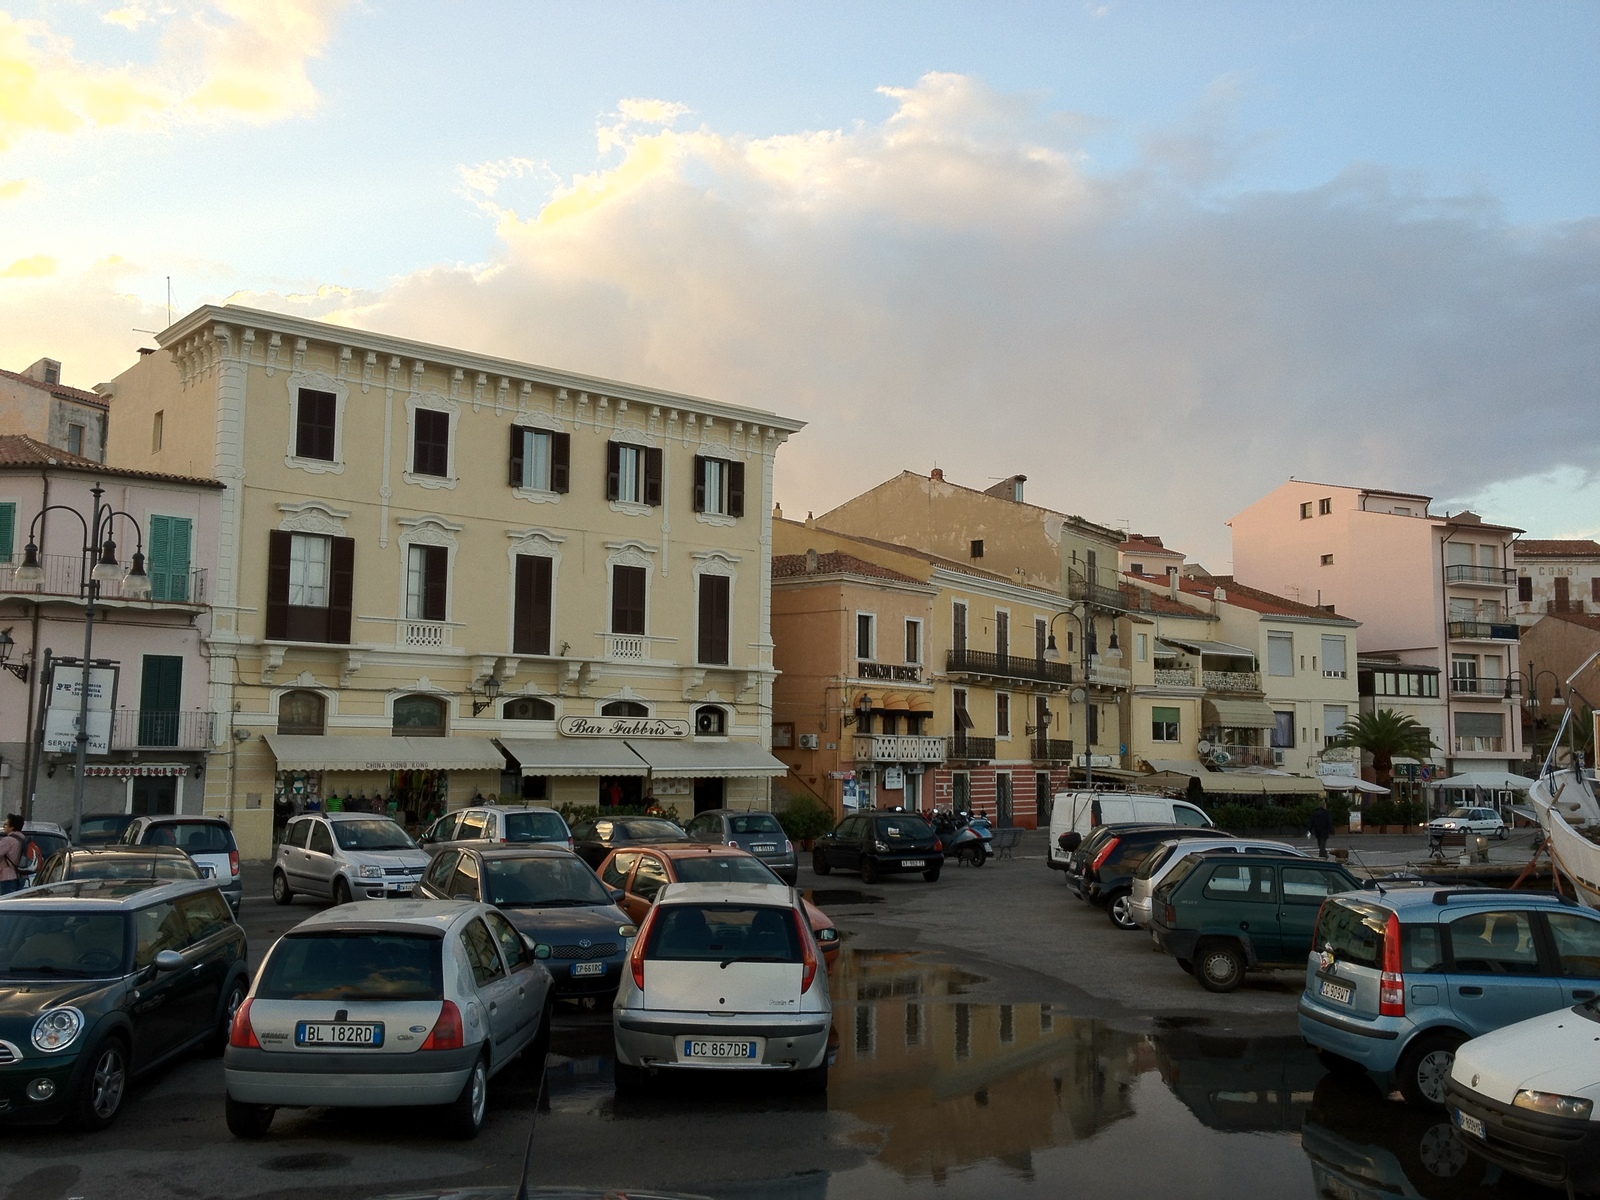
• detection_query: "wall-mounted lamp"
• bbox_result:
[471,675,504,716]
[841,693,873,727]
[0,627,28,682]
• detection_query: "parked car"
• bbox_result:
[271,812,430,906]
[1426,807,1508,840]
[0,877,249,1129]
[1446,1001,1600,1194]
[1128,836,1307,929]
[1299,887,1598,1108]
[72,815,136,848]
[811,812,944,884]
[1062,824,1222,928]
[569,816,688,869]
[223,899,554,1139]
[34,846,203,885]
[683,809,797,885]
[417,845,634,1002]
[121,817,242,914]
[420,804,574,853]
[599,844,839,970]
[1047,791,1213,871]
[613,880,831,1093]
[1148,852,1361,993]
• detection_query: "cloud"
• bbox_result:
[0,178,28,200]
[0,0,352,152]
[0,254,56,278]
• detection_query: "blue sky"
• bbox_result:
[1,1,1595,563]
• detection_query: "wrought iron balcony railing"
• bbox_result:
[945,649,1073,687]
[946,735,996,762]
[1444,564,1516,588]
[110,709,216,751]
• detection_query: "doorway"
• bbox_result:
[1036,772,1053,826]
[131,776,177,816]
[598,776,644,810]
[995,773,1013,828]
[692,777,725,815]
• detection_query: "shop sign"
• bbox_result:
[44,661,118,755]
[882,767,905,790]
[842,777,862,811]
[558,716,690,739]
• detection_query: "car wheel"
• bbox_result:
[860,856,879,885]
[614,1061,648,1095]
[332,876,354,906]
[1195,941,1246,993]
[448,1053,490,1138]
[73,1036,129,1131]
[1495,825,1508,840]
[1105,890,1138,930]
[225,1094,276,1138]
[812,850,831,876]
[206,976,248,1056]
[1397,1031,1464,1109]
[794,1061,829,1095]
[271,870,293,905]
[923,866,941,883]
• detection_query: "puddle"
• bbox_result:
[262,1151,353,1172]
[810,889,884,906]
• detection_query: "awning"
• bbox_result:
[1159,638,1258,660]
[1140,758,1325,794]
[1321,776,1391,794]
[264,735,506,773]
[1425,771,1537,791]
[497,738,648,778]
[624,740,790,780]
[1202,699,1278,729]
[1142,758,1209,777]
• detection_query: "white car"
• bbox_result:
[223,900,553,1139]
[1446,1002,1600,1193]
[1427,807,1508,840]
[613,881,830,1093]
[272,813,431,905]
[1127,836,1307,928]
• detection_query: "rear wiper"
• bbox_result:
[338,992,428,1001]
[718,956,793,968]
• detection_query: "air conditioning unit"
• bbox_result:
[798,733,820,750]
[1272,749,1285,766]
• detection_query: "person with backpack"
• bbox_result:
[0,813,25,895]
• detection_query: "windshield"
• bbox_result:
[674,856,782,886]
[502,811,570,843]
[728,814,783,837]
[332,820,417,851]
[72,855,200,881]
[143,822,234,854]
[256,932,443,1000]
[1136,842,1182,881]
[618,819,686,842]
[646,904,802,964]
[875,816,933,842]
[1152,854,1200,901]
[483,857,612,907]
[0,912,128,977]
[25,833,70,863]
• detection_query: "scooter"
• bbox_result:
[934,812,993,866]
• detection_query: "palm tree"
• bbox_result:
[1330,708,1439,791]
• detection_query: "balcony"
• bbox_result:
[1445,564,1516,588]
[1448,621,1520,642]
[946,735,996,763]
[1088,662,1132,689]
[1453,736,1506,754]
[1547,599,1588,615]
[110,709,215,751]
[1450,677,1521,698]
[400,621,453,650]
[855,735,947,765]
[0,554,207,604]
[1030,737,1074,762]
[1202,670,1262,694]
[1153,667,1197,687]
[1210,746,1276,768]
[945,649,1073,688]
[1067,575,1131,612]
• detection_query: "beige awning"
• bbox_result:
[1196,771,1327,795]
[1202,699,1278,729]
[265,734,506,772]
[625,740,790,780]
[497,738,648,778]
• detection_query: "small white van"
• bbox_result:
[1046,792,1213,871]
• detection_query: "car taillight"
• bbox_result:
[567,838,574,852]
[1090,837,1121,872]
[421,1000,464,1050]
[229,850,240,878]
[794,908,819,993]
[934,838,943,852]
[1379,910,1405,1017]
[630,905,661,991]
[229,998,259,1049]
[783,839,793,854]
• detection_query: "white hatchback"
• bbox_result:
[1127,836,1307,929]
[1427,807,1509,839]
[613,881,831,1093]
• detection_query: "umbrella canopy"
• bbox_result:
[1425,771,1537,791]
[1319,776,1390,794]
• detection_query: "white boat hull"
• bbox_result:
[1528,769,1600,909]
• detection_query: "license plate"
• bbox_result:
[1455,1109,1485,1140]
[1319,979,1353,1005]
[199,864,217,878]
[902,859,926,868]
[390,884,413,894]
[571,962,605,977]
[296,1021,384,1047]
[682,1039,758,1060]
[751,843,778,853]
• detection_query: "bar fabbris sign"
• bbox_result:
[558,716,690,739]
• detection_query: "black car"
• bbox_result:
[0,878,250,1128]
[73,815,137,848]
[1062,823,1218,927]
[568,817,688,869]
[417,845,635,1001]
[35,847,203,886]
[812,812,944,884]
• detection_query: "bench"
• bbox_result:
[993,827,1024,860]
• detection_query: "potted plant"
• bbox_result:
[777,795,834,851]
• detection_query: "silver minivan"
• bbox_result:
[420,805,574,854]
[272,813,431,905]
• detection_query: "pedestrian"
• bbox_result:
[0,814,25,895]
[1311,798,1335,859]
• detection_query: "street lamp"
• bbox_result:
[1043,603,1122,791]
[0,627,27,682]
[470,674,504,716]
[1513,665,1565,767]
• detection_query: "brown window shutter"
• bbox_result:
[693,456,706,513]
[266,530,291,640]
[328,536,355,644]
[423,545,448,621]
[728,461,745,518]
[612,565,646,634]
[699,575,730,664]
[551,432,570,494]
[606,442,621,501]
[644,447,663,507]
[514,554,553,655]
[509,425,525,487]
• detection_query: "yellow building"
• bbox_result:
[104,306,804,857]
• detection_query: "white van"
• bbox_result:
[1045,792,1213,871]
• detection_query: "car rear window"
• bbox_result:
[144,822,235,853]
[1137,843,1182,881]
[1315,899,1391,969]
[875,817,933,841]
[26,833,69,861]
[502,811,569,843]
[647,904,802,963]
[619,819,686,842]
[1153,854,1200,899]
[673,856,781,886]
[729,814,783,837]
[72,855,200,881]
[256,932,443,1001]
[483,857,612,906]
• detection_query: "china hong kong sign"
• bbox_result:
[558,716,690,739]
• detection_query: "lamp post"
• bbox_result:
[1043,604,1121,792]
[1513,664,1565,767]
[13,482,149,836]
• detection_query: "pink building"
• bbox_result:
[0,436,222,824]
[1229,482,1523,785]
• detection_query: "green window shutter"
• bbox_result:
[0,502,15,564]
[147,515,171,601]
[138,655,183,746]
[168,517,192,602]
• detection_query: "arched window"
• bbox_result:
[601,700,649,718]
[393,694,447,737]
[503,696,555,721]
[277,690,326,736]
[694,705,726,736]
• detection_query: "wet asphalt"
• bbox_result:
[0,830,1563,1200]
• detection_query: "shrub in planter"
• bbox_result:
[776,796,835,844]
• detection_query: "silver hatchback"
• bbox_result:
[272,814,431,906]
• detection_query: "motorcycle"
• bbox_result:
[933,811,994,867]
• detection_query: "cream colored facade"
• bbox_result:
[105,305,803,857]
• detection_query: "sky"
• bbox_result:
[1,1,1596,567]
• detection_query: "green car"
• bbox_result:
[1148,852,1362,993]
[0,877,250,1128]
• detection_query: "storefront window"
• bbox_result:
[393,694,447,737]
[503,697,555,721]
[694,705,726,736]
[278,690,326,735]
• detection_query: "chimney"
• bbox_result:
[805,549,819,574]
[982,475,1027,503]
[1170,572,1181,602]
[1140,589,1152,611]
[24,357,61,385]
[930,467,944,482]
[772,502,783,521]
[805,511,816,529]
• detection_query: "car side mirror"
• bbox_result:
[533,943,552,960]
[153,949,184,972]
[609,887,625,903]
